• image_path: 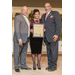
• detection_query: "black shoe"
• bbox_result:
[45,66,51,70]
[50,67,57,71]
[21,67,32,70]
[33,68,36,70]
[37,64,41,70]
[15,69,20,72]
[38,68,41,70]
[51,67,57,71]
[33,64,36,70]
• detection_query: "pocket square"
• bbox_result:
[50,15,53,18]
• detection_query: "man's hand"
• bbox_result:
[18,39,22,46]
[30,29,33,33]
[53,35,59,42]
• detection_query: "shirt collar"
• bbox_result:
[23,15,26,18]
[21,13,26,18]
[46,10,51,15]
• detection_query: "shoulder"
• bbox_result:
[40,19,43,23]
[42,13,46,16]
[51,11,60,18]
[52,11,59,15]
[15,14,21,20]
[30,19,34,22]
[30,19,34,24]
[16,14,21,17]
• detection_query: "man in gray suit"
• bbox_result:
[13,6,31,72]
[41,3,61,71]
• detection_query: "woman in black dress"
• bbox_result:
[30,9,45,70]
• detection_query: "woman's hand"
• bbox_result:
[44,29,46,32]
[30,29,33,33]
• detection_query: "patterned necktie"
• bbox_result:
[46,13,48,20]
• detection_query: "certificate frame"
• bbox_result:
[33,23,44,38]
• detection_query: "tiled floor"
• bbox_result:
[12,55,62,75]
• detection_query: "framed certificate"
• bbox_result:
[33,23,44,38]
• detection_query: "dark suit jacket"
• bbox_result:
[13,14,30,43]
[41,10,61,42]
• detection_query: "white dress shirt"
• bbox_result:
[23,15,30,37]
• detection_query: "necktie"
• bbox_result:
[46,13,48,20]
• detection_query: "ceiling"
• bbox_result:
[12,0,62,8]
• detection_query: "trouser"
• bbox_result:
[45,39,58,68]
[13,41,28,69]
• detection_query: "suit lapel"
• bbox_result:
[20,13,28,25]
[44,13,46,22]
[45,10,52,22]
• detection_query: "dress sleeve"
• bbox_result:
[30,20,33,29]
[40,19,43,23]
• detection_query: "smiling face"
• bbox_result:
[34,12,40,19]
[21,6,28,16]
[44,3,51,13]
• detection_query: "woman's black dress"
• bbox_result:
[30,19,43,54]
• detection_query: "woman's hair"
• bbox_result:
[33,9,40,15]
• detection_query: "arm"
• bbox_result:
[14,16,22,46]
[14,16,21,40]
[30,20,34,33]
[53,11,61,42]
[54,11,61,36]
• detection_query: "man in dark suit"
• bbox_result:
[13,6,31,72]
[41,3,61,71]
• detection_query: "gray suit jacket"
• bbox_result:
[13,13,30,43]
[41,10,61,42]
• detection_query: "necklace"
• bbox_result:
[34,18,40,23]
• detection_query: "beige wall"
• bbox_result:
[12,6,62,17]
